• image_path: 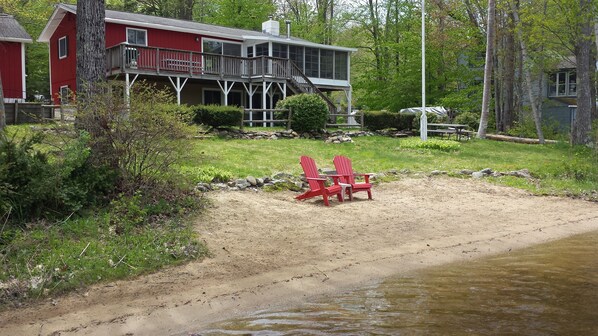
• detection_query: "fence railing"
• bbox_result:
[326,111,364,130]
[241,108,292,129]
[1,102,60,125]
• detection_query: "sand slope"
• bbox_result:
[2,177,598,336]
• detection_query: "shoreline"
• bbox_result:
[2,177,598,335]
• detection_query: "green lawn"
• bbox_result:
[181,134,598,197]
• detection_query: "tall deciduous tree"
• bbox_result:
[510,1,544,143]
[477,0,495,138]
[572,0,594,145]
[76,0,106,97]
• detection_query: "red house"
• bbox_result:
[0,13,32,103]
[38,4,356,115]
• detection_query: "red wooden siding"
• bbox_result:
[0,41,24,99]
[50,14,245,103]
[50,12,77,104]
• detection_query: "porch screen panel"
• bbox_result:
[256,43,268,56]
[305,47,319,77]
[272,43,288,58]
[320,50,334,79]
[289,45,304,71]
[334,51,348,80]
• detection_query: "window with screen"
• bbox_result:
[58,36,68,59]
[126,28,147,46]
[305,47,319,77]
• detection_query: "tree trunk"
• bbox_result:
[76,0,106,96]
[477,0,496,138]
[510,2,544,143]
[177,0,194,20]
[502,11,515,131]
[0,71,5,130]
[572,0,593,145]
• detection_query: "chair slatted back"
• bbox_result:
[300,156,322,191]
[333,155,355,184]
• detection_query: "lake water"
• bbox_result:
[196,231,598,335]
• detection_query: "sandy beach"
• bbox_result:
[2,177,598,336]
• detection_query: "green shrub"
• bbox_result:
[193,104,243,128]
[0,129,114,224]
[363,110,415,131]
[507,115,561,140]
[398,138,460,151]
[276,94,328,132]
[454,111,480,130]
[178,165,234,183]
[76,82,195,193]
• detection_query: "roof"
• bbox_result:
[0,13,33,43]
[38,4,356,52]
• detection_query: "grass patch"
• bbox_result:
[0,207,207,306]
[181,132,598,197]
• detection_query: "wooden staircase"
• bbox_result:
[285,62,337,113]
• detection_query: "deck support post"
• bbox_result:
[262,81,273,127]
[216,80,234,106]
[125,73,139,107]
[243,83,258,127]
[168,76,188,105]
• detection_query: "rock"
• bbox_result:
[246,176,257,186]
[472,171,484,179]
[480,168,493,175]
[212,183,228,190]
[256,178,264,187]
[509,169,532,179]
[195,183,211,192]
[269,135,278,140]
[235,179,251,189]
[492,172,504,177]
[272,172,294,180]
[262,176,272,184]
[430,170,447,176]
[460,169,474,175]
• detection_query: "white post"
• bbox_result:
[263,82,267,127]
[420,0,428,141]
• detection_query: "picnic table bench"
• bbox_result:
[427,123,473,141]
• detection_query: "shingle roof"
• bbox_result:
[0,13,33,43]
[39,4,355,52]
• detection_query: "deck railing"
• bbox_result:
[105,43,338,112]
[106,43,294,80]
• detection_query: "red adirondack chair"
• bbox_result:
[296,156,344,206]
[333,155,373,200]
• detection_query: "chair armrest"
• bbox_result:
[353,173,373,183]
[306,177,327,181]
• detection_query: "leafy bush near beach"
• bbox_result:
[398,138,461,151]
[363,110,415,131]
[194,104,243,128]
[276,93,328,132]
[0,83,208,306]
[178,165,234,183]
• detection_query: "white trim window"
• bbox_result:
[549,70,576,97]
[60,85,70,105]
[58,36,68,59]
[202,38,242,56]
[126,28,147,46]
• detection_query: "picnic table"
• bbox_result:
[427,123,472,141]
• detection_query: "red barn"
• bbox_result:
[0,13,32,103]
[38,4,356,114]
